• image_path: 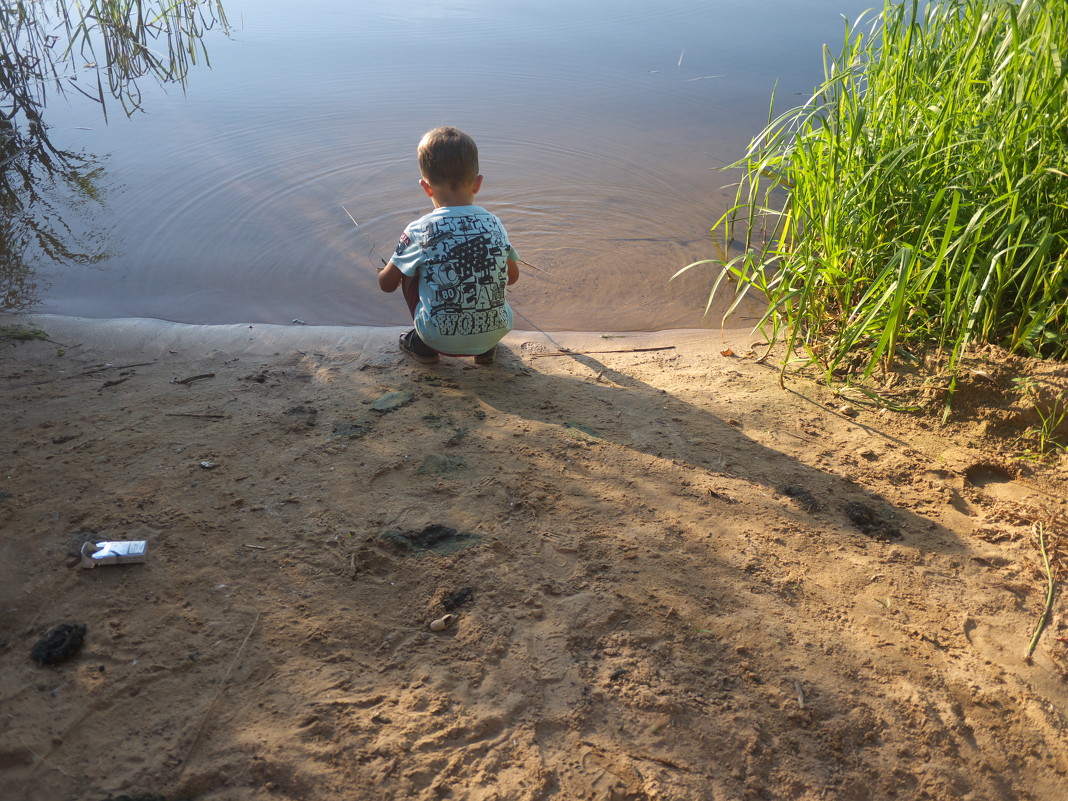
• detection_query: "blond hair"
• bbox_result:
[417,127,479,189]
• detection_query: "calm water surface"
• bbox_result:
[25,0,874,330]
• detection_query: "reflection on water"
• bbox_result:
[9,0,872,331]
[0,116,109,310]
[0,0,229,308]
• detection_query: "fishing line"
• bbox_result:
[340,203,388,268]
[511,305,569,353]
[517,257,550,275]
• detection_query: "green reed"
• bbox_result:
[65,0,230,116]
[1,1,229,119]
[683,0,1068,391]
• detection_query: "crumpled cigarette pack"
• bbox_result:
[80,540,148,568]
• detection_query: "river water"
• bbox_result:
[15,0,875,331]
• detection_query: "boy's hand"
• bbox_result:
[378,261,404,292]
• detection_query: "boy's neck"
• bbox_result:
[421,175,483,208]
[431,192,476,208]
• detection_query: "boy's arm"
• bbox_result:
[507,258,519,286]
[378,261,404,292]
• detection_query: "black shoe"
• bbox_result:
[399,329,439,364]
[474,345,496,365]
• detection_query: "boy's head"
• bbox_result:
[418,127,479,190]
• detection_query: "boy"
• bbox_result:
[378,127,519,365]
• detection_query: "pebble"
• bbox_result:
[429,614,456,632]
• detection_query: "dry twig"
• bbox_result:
[529,346,676,358]
[181,612,260,769]
[171,373,215,385]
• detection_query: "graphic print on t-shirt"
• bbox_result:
[421,214,510,337]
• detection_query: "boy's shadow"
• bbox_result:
[458,345,963,553]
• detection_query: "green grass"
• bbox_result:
[1014,376,1068,454]
[681,0,1068,402]
[0,324,47,340]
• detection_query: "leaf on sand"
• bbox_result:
[564,422,604,440]
[371,391,414,412]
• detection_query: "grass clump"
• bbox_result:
[1013,376,1068,455]
[683,0,1068,403]
[0,324,47,340]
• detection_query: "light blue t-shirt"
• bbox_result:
[391,205,518,355]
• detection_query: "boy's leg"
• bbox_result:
[399,274,496,364]
[401,275,420,318]
[474,345,496,365]
[399,329,439,363]
[399,276,439,363]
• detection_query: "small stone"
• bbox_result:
[371,391,414,413]
[429,614,456,632]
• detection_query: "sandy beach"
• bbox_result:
[2,313,1067,801]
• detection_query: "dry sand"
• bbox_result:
[2,313,1068,801]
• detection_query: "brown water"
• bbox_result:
[18,0,874,331]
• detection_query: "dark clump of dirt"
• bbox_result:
[380,525,480,555]
[332,420,371,439]
[417,454,467,475]
[441,587,475,611]
[781,485,821,512]
[422,413,468,442]
[31,622,86,666]
[844,501,902,541]
[285,406,318,426]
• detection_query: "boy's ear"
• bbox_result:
[419,178,434,198]
[472,174,484,195]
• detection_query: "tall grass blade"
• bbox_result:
[685,0,1068,394]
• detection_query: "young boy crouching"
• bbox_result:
[377,127,519,365]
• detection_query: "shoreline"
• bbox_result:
[3,312,741,360]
